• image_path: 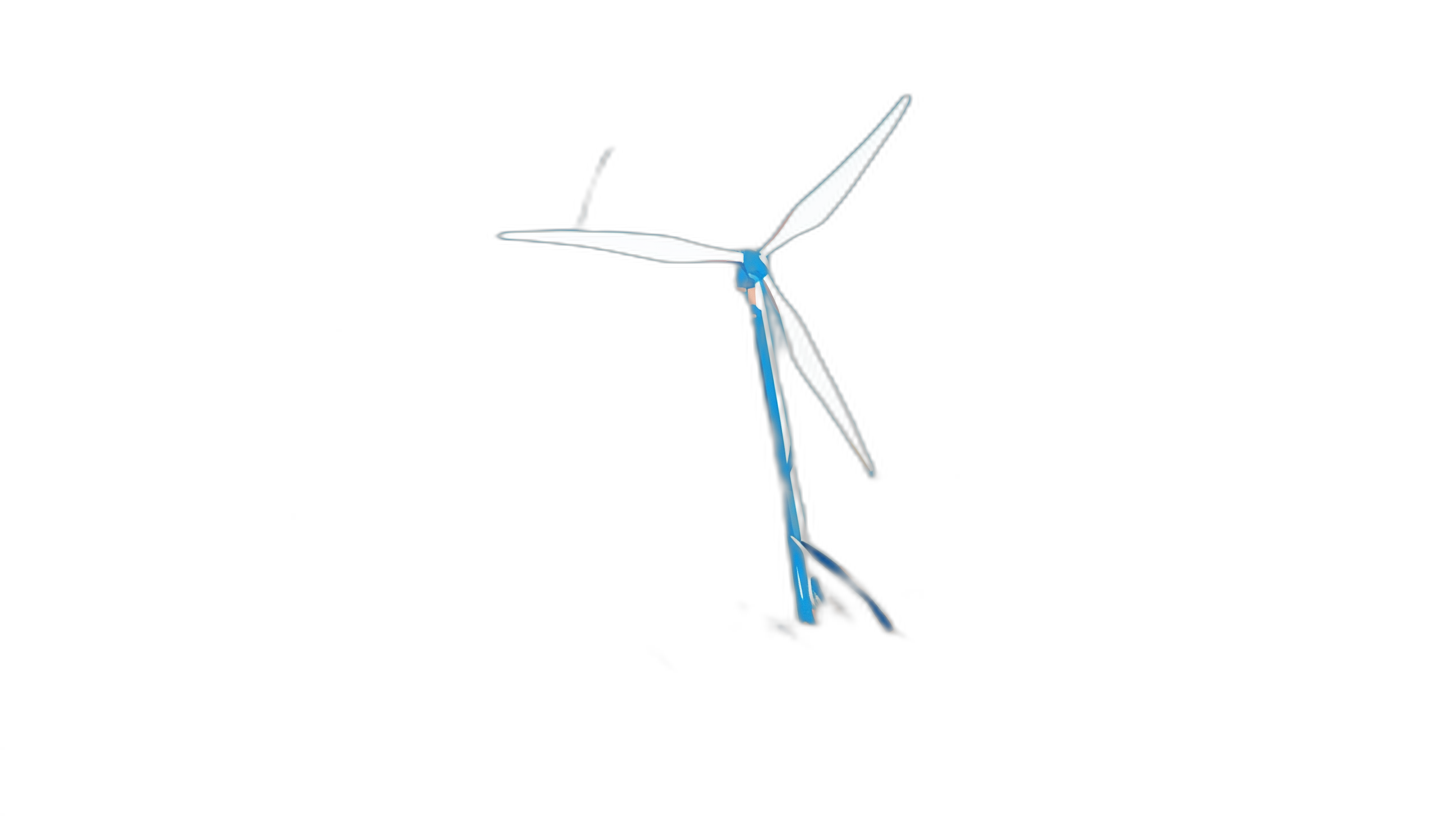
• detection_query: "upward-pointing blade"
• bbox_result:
[757,94,902,257]
[503,230,751,265]
[762,276,873,475]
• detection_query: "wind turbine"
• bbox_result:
[500,93,908,632]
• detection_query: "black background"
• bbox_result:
[218,54,1287,725]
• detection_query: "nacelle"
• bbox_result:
[733,250,768,291]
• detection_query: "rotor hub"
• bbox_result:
[736,250,768,290]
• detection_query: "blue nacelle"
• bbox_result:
[728,250,774,291]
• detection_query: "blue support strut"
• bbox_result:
[740,249,893,631]
[745,279,815,623]
[796,537,893,631]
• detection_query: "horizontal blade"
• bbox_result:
[498,229,742,265]
[759,95,912,259]
[762,276,876,477]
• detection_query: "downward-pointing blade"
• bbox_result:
[497,230,745,265]
[762,275,873,475]
[757,96,902,259]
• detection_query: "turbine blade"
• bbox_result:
[503,230,751,265]
[762,275,873,475]
[762,94,908,257]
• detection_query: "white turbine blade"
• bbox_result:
[758,95,911,259]
[498,229,742,264]
[762,276,876,477]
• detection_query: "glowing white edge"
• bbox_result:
[768,282,815,617]
[757,284,792,466]
[792,539,815,609]
[792,466,803,542]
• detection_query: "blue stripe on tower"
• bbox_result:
[750,295,815,624]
